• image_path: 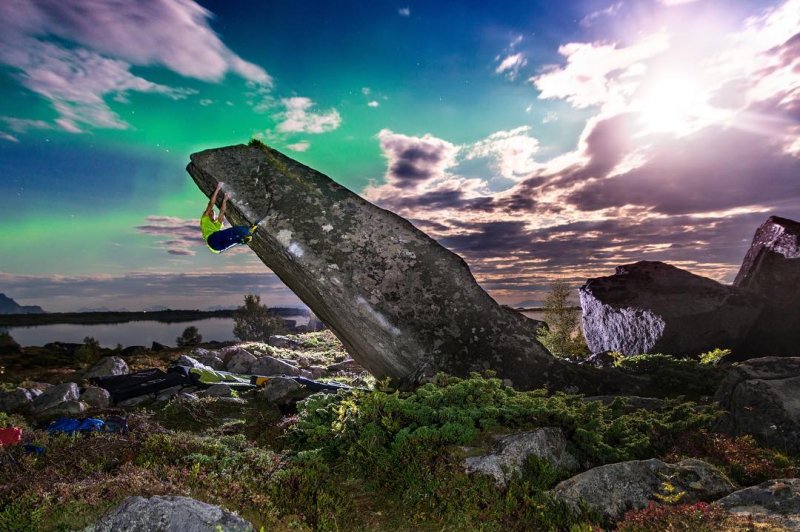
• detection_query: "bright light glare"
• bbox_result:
[638,76,701,134]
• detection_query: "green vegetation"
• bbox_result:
[74,336,101,364]
[616,501,787,531]
[699,348,732,366]
[612,353,725,399]
[176,325,203,347]
[536,281,589,358]
[233,294,287,343]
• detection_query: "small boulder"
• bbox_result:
[551,458,735,521]
[268,335,300,349]
[80,386,111,409]
[225,348,257,374]
[118,345,147,357]
[259,377,310,405]
[463,427,579,487]
[201,384,233,397]
[151,341,169,352]
[713,478,800,528]
[176,355,213,371]
[31,382,79,413]
[0,387,35,413]
[154,385,187,404]
[117,395,152,407]
[581,351,616,368]
[580,261,762,357]
[308,365,327,379]
[39,400,88,418]
[83,356,129,380]
[86,495,253,532]
[713,357,800,453]
[251,355,303,376]
[189,348,225,370]
[327,358,364,373]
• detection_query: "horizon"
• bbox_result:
[2,0,799,312]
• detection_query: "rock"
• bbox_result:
[176,355,213,371]
[151,341,169,352]
[225,348,257,374]
[713,357,800,452]
[201,384,233,397]
[733,216,800,358]
[28,382,52,392]
[86,495,253,532]
[83,356,129,380]
[327,358,365,373]
[259,377,310,405]
[31,382,80,413]
[580,261,762,357]
[118,395,153,407]
[80,386,111,409]
[463,428,579,487]
[44,342,81,356]
[154,385,187,404]
[38,400,88,418]
[187,144,608,393]
[581,351,616,368]
[551,458,735,521]
[189,348,225,370]
[268,335,300,349]
[0,387,35,413]
[713,478,800,527]
[582,395,665,412]
[178,392,200,402]
[251,355,303,376]
[118,345,147,357]
[308,365,327,379]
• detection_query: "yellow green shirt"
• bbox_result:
[200,214,222,240]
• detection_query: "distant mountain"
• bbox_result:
[78,306,130,312]
[145,305,170,312]
[0,293,45,314]
[514,300,543,309]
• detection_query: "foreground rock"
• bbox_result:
[0,387,36,413]
[551,458,735,520]
[86,495,253,532]
[580,261,762,357]
[714,478,800,528]
[259,376,313,406]
[31,382,80,414]
[251,355,303,376]
[187,144,643,394]
[463,428,579,487]
[734,216,800,359]
[713,357,800,452]
[80,386,111,409]
[83,356,129,380]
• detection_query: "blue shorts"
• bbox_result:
[207,226,252,252]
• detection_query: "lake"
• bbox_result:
[4,316,309,348]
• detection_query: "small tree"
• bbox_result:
[75,336,101,364]
[233,294,287,342]
[177,326,203,347]
[536,281,589,359]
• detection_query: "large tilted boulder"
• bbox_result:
[83,356,129,380]
[713,357,800,452]
[733,216,800,358]
[713,478,800,529]
[551,458,735,521]
[187,144,641,394]
[580,261,762,357]
[87,495,253,532]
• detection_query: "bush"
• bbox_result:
[612,353,724,399]
[616,501,785,531]
[75,336,101,364]
[536,281,589,358]
[232,294,286,342]
[176,326,203,347]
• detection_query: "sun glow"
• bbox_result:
[638,75,703,134]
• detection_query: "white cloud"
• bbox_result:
[495,53,527,81]
[199,99,213,106]
[580,2,624,27]
[276,97,341,134]
[286,141,310,152]
[659,0,701,5]
[466,127,541,181]
[0,132,19,142]
[368,100,380,107]
[362,87,372,95]
[0,0,271,132]
[398,7,411,17]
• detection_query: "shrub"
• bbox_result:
[616,501,787,531]
[176,326,203,347]
[536,281,589,358]
[232,294,286,342]
[75,336,101,364]
[612,353,724,399]
[699,348,731,366]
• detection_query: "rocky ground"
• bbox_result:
[2,335,800,530]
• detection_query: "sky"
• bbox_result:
[0,0,798,312]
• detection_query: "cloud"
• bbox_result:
[368,100,380,107]
[659,0,701,5]
[362,87,372,95]
[276,97,342,133]
[286,141,310,152]
[0,132,19,142]
[375,129,460,188]
[199,99,214,106]
[580,2,624,28]
[495,53,527,81]
[0,0,271,132]
[398,7,411,17]
[135,215,202,256]
[465,126,540,181]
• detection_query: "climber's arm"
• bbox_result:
[204,182,224,218]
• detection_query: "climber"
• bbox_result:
[201,182,258,253]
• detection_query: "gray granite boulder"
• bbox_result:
[259,377,311,405]
[188,348,225,370]
[201,384,233,397]
[251,355,303,376]
[734,216,800,359]
[83,356,129,380]
[176,355,213,371]
[327,358,365,373]
[713,357,800,452]
[31,382,80,414]
[268,335,300,349]
[463,427,579,487]
[86,495,253,532]
[0,387,35,413]
[551,458,734,521]
[226,348,257,374]
[580,261,762,357]
[713,478,800,529]
[80,386,111,409]
[40,400,88,418]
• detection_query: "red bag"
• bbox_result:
[0,427,22,446]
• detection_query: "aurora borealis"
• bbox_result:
[1,0,799,312]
